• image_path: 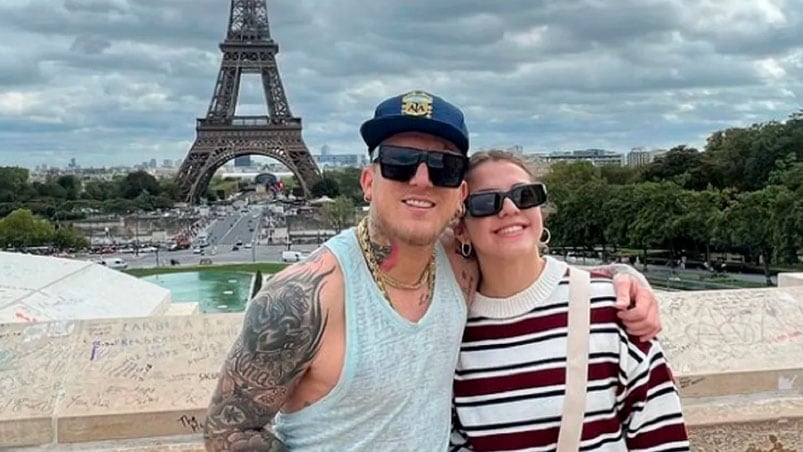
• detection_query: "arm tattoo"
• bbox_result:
[204,257,333,451]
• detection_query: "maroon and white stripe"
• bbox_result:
[451,271,689,452]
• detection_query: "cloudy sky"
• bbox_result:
[0,0,801,168]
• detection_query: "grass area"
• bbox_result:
[125,262,289,277]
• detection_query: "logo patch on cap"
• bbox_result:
[400,91,433,118]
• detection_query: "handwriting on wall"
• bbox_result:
[54,314,241,415]
[660,289,803,368]
[178,414,203,433]
[0,322,76,419]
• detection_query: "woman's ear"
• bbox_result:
[453,220,469,243]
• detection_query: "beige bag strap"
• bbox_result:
[557,267,591,451]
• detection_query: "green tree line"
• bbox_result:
[0,209,89,251]
[0,169,178,220]
[543,111,803,282]
[0,169,181,250]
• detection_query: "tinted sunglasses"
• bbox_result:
[465,183,548,218]
[373,145,468,188]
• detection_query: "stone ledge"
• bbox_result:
[8,434,204,451]
[685,393,803,450]
[0,286,802,449]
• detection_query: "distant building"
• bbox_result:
[626,147,668,167]
[543,148,624,166]
[314,153,367,168]
[234,156,252,167]
[521,154,552,180]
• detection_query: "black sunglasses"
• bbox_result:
[465,183,548,218]
[373,145,468,188]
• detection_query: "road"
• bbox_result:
[123,243,321,269]
[97,207,317,269]
[203,211,263,247]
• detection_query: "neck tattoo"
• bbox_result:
[356,217,436,306]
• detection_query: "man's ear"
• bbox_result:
[360,164,375,202]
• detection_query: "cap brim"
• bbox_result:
[360,115,468,154]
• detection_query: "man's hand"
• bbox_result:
[612,273,661,341]
[594,264,662,342]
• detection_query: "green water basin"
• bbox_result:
[143,271,253,313]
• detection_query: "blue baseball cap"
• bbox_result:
[360,90,470,155]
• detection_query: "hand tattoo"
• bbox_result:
[204,255,334,451]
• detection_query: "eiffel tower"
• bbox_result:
[175,0,321,203]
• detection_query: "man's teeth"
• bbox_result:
[404,199,434,208]
[497,225,524,235]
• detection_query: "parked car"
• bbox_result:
[281,250,306,262]
[99,257,128,270]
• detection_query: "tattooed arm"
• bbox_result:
[204,252,336,451]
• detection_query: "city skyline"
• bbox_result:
[1,0,802,168]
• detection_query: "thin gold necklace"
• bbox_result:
[356,217,436,305]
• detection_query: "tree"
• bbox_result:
[0,209,54,249]
[321,196,355,233]
[717,188,781,284]
[546,179,611,256]
[641,145,701,186]
[82,179,119,201]
[311,177,340,198]
[51,227,90,250]
[768,186,803,265]
[627,182,685,266]
[0,167,29,202]
[56,175,81,200]
[327,167,365,205]
[158,179,178,200]
[599,165,639,185]
[702,127,753,190]
[280,176,297,194]
[119,171,160,199]
[675,189,728,262]
[541,160,601,204]
[33,181,68,199]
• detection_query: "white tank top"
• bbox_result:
[274,228,467,451]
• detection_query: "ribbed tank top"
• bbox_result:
[274,228,467,451]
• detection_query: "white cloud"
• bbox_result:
[0,0,802,168]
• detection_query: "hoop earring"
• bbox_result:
[460,242,473,258]
[540,228,551,245]
[363,193,372,203]
[451,204,465,222]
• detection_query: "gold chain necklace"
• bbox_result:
[356,217,436,304]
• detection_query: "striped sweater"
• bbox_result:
[450,257,689,451]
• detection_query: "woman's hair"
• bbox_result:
[467,150,536,181]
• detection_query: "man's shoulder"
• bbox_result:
[257,247,344,310]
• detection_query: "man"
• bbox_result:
[203,91,661,451]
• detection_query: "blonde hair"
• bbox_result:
[467,150,536,181]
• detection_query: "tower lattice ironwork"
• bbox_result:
[175,0,321,203]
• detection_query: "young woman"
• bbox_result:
[450,150,689,451]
